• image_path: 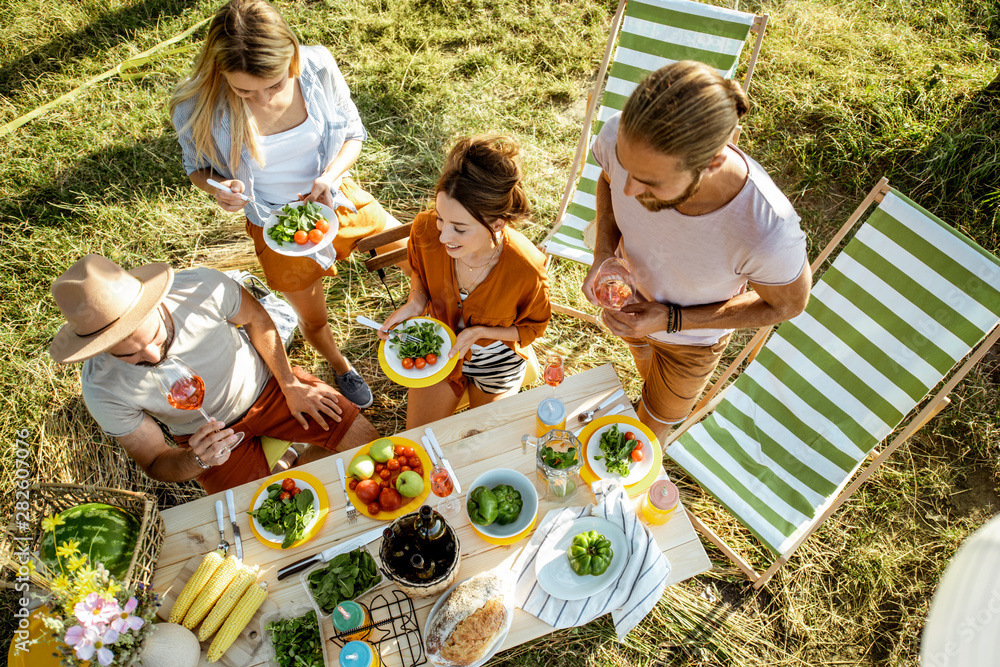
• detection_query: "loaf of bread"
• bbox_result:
[426,570,512,666]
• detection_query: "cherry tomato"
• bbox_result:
[281,478,296,492]
[394,445,405,456]
[397,455,409,465]
[631,444,644,462]
[308,228,324,244]
[407,456,420,468]
[401,446,415,457]
[401,357,415,369]
[624,431,636,441]
[374,462,385,473]
[367,502,381,515]
[379,469,392,480]
[414,357,426,370]
[294,230,308,245]
[314,218,330,233]
[379,480,391,489]
[290,487,301,496]
[425,353,437,365]
[348,478,358,490]
[412,467,423,476]
[400,466,411,473]
[279,491,291,501]
[386,459,400,471]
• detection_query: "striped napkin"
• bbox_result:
[512,480,670,639]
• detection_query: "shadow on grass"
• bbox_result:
[0,0,195,101]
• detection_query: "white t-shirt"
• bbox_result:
[592,113,808,345]
[250,117,325,205]
[81,268,271,437]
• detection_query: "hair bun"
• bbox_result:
[729,79,750,118]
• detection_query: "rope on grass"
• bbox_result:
[0,16,211,140]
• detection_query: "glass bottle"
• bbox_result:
[409,553,436,581]
[416,505,446,543]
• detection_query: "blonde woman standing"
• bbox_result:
[170,0,400,408]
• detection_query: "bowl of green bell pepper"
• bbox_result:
[464,468,538,544]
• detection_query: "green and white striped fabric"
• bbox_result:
[545,0,757,264]
[668,191,1000,554]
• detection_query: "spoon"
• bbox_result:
[214,500,229,554]
[577,388,626,423]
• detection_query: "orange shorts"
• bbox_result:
[622,333,732,424]
[247,177,388,292]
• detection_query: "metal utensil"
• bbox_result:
[225,489,243,560]
[576,388,626,423]
[214,500,229,554]
[206,178,253,203]
[355,315,422,344]
[336,458,358,524]
[424,428,461,495]
[572,403,629,437]
[277,525,384,581]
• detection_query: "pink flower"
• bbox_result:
[94,626,120,666]
[110,596,145,633]
[64,623,99,661]
[73,592,121,627]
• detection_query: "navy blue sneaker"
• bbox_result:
[335,364,374,409]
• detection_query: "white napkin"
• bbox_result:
[512,480,670,640]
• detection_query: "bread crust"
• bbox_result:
[426,572,510,666]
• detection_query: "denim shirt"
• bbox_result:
[172,45,366,228]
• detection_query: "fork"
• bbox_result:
[355,315,422,344]
[214,500,229,554]
[335,458,358,524]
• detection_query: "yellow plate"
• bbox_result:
[249,470,330,549]
[577,415,663,497]
[377,317,460,388]
[469,514,538,545]
[7,607,63,667]
[346,436,432,520]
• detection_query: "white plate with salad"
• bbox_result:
[585,420,655,485]
[262,200,339,257]
[377,317,459,388]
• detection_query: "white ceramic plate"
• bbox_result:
[585,422,655,485]
[379,318,457,383]
[424,577,513,667]
[534,516,628,601]
[262,200,339,257]
[250,478,323,545]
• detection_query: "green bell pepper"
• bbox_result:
[566,530,614,576]
[491,484,523,525]
[467,486,499,525]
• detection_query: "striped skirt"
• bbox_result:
[463,341,527,394]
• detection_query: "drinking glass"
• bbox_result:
[154,358,245,450]
[593,257,636,310]
[429,463,461,520]
[521,429,581,502]
[542,353,564,397]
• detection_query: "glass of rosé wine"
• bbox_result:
[154,358,245,451]
[543,353,564,389]
[429,462,461,520]
[593,257,636,310]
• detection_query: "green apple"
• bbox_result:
[348,454,375,480]
[369,438,395,463]
[396,470,424,498]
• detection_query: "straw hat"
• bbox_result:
[50,255,174,364]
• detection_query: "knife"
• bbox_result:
[424,428,461,495]
[225,489,243,560]
[276,525,384,581]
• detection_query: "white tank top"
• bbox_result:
[251,119,324,206]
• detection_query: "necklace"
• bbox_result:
[456,239,502,300]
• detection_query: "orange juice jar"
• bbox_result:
[536,398,567,436]
[332,601,371,640]
[641,479,679,525]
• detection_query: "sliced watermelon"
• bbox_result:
[39,503,141,579]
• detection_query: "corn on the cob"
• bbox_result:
[168,550,224,624]
[183,554,242,629]
[197,563,259,641]
[206,581,268,662]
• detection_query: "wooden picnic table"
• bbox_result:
[152,364,711,667]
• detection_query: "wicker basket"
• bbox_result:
[8,483,164,589]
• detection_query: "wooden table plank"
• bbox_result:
[153,365,711,667]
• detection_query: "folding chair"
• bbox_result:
[540,0,768,323]
[662,178,1000,588]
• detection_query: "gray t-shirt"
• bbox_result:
[592,113,808,345]
[81,268,271,437]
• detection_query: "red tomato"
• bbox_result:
[279,491,291,501]
[401,446,415,457]
[414,357,426,370]
[624,431,636,441]
[412,467,423,476]
[348,478,358,490]
[394,445,405,456]
[281,478,296,492]
[290,487,301,496]
[355,479,380,503]
[397,455,409,465]
[425,353,437,365]
[379,480,391,489]
[386,459,400,471]
[308,228,324,244]
[631,444,644,462]
[401,357,415,369]
[367,502,381,515]
[294,230,308,245]
[400,466,411,473]
[374,462,385,473]
[379,469,392,480]
[314,218,330,233]
[407,456,420,468]
[379,488,403,512]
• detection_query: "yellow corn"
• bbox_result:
[197,563,259,641]
[183,554,242,629]
[168,550,224,624]
[206,581,268,662]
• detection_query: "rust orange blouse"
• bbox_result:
[407,210,551,395]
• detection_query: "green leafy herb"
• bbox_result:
[388,320,444,359]
[266,201,326,245]
[539,444,577,469]
[250,484,316,549]
[594,425,633,478]
[307,547,381,615]
[266,609,324,667]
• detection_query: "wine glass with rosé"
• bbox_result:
[593,257,636,310]
[429,461,461,520]
[154,358,245,451]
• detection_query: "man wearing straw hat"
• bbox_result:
[582,61,811,438]
[50,254,379,494]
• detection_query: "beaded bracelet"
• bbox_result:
[666,304,683,334]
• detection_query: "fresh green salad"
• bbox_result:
[266,201,326,245]
[266,609,324,667]
[595,425,633,477]
[307,547,381,614]
[539,443,577,469]
[389,320,444,361]
[251,482,315,549]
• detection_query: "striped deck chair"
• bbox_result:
[663,178,1000,588]
[541,0,767,322]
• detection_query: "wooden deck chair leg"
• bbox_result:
[552,302,600,327]
[686,509,761,583]
[741,14,768,95]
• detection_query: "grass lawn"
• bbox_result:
[1,0,998,665]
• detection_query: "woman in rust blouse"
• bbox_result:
[380,135,551,428]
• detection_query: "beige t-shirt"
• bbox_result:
[592,113,808,345]
[81,268,271,437]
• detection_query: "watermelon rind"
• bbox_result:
[39,503,141,579]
